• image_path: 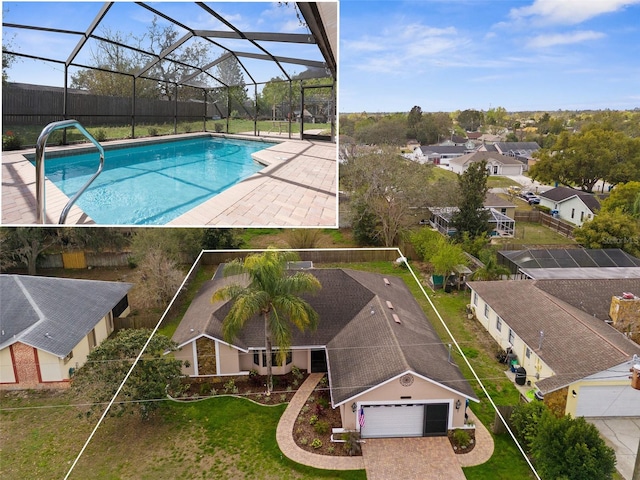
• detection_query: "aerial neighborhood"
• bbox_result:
[2,1,640,480]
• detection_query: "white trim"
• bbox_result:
[335,369,476,408]
[215,339,221,375]
[192,341,199,376]
[176,333,248,353]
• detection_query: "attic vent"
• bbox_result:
[392,314,401,324]
[383,278,391,286]
[386,301,394,309]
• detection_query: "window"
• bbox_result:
[473,292,478,306]
[496,316,502,332]
[508,329,515,345]
[493,165,498,174]
[262,350,292,367]
[571,208,575,219]
[484,304,490,319]
[580,211,584,221]
[526,347,531,359]
[88,329,97,350]
[253,352,260,366]
[500,208,507,214]
[107,311,114,332]
[64,350,74,364]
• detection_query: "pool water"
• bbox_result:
[41,136,273,225]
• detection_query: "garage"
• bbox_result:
[360,403,449,438]
[575,385,640,417]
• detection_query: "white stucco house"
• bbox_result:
[538,186,600,226]
[449,151,524,176]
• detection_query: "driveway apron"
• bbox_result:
[362,437,466,480]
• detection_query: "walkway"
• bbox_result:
[1,133,336,227]
[276,372,365,470]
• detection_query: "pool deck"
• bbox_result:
[1,132,337,227]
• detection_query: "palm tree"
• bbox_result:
[472,251,511,281]
[211,250,321,393]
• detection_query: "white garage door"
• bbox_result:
[576,385,640,417]
[361,404,424,438]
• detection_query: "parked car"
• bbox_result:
[522,192,540,204]
[507,185,521,196]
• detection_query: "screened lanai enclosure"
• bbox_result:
[2,2,337,146]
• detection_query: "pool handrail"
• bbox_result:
[35,120,105,224]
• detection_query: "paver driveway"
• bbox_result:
[362,437,466,480]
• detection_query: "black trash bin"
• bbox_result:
[515,366,527,386]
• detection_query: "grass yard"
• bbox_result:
[494,221,577,246]
[486,176,521,189]
[3,119,330,149]
[0,391,365,480]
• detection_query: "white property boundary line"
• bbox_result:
[66,247,539,480]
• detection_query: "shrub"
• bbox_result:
[248,369,262,387]
[147,126,159,136]
[279,394,287,403]
[452,429,471,447]
[314,420,329,435]
[292,379,299,388]
[223,378,238,394]
[509,401,547,453]
[301,404,309,414]
[309,414,318,425]
[93,129,107,142]
[2,131,23,151]
[285,229,323,249]
[184,124,192,133]
[311,438,322,449]
[314,403,324,415]
[327,446,335,454]
[214,122,224,133]
[317,396,330,409]
[342,431,362,456]
[291,365,304,379]
[299,437,308,446]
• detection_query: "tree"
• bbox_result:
[509,400,548,453]
[531,411,616,480]
[600,181,640,218]
[211,250,321,393]
[3,227,60,275]
[451,161,491,239]
[211,55,249,117]
[485,106,508,134]
[71,329,184,419]
[573,210,640,256]
[457,109,484,132]
[407,105,423,139]
[202,229,243,250]
[354,115,407,146]
[431,241,467,279]
[260,76,291,120]
[341,147,433,246]
[530,127,639,192]
[471,250,511,281]
[136,248,185,309]
[131,228,204,264]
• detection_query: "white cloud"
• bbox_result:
[510,0,640,26]
[527,30,606,48]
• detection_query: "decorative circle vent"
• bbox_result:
[399,374,414,387]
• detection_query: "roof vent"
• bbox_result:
[383,278,391,286]
[392,314,401,324]
[386,301,394,309]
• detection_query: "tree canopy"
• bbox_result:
[211,250,321,393]
[450,161,491,239]
[456,109,484,132]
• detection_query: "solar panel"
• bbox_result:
[606,249,636,267]
[587,250,616,267]
[568,249,598,268]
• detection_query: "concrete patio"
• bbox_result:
[1,133,337,227]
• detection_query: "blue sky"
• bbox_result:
[2,2,326,89]
[340,0,640,112]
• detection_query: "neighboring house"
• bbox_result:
[467,279,640,417]
[497,248,640,279]
[477,133,504,144]
[0,275,132,390]
[439,137,476,150]
[538,186,600,226]
[429,207,515,238]
[485,192,516,219]
[449,151,524,176]
[172,267,478,438]
[412,145,472,166]
[480,142,540,172]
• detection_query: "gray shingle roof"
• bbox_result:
[173,268,477,405]
[0,275,132,357]
[467,280,640,393]
[449,150,523,166]
[539,186,601,212]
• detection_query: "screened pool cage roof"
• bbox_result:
[2,1,336,90]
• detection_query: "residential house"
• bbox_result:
[449,151,524,176]
[412,145,472,166]
[467,279,640,417]
[485,192,516,219]
[480,142,540,172]
[0,275,132,389]
[171,266,478,438]
[538,186,600,226]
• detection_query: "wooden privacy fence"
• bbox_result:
[539,212,575,238]
[199,248,403,266]
[2,83,213,127]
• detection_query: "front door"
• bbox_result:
[310,349,327,373]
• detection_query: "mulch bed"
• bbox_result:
[448,428,476,454]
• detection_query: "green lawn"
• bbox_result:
[494,221,576,246]
[0,392,365,480]
[486,176,521,189]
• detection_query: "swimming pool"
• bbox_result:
[38,136,275,225]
